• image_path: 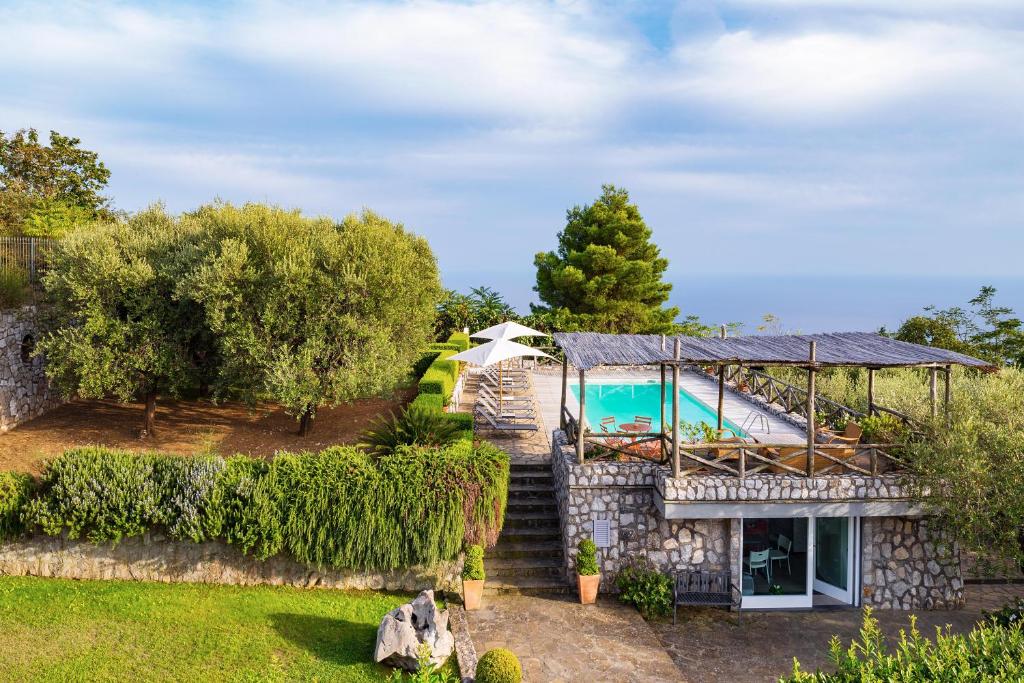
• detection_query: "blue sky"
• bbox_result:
[2,1,1022,322]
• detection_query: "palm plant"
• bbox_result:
[360,405,463,455]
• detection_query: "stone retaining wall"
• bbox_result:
[1,305,60,432]
[862,517,963,609]
[0,533,463,592]
[660,473,909,503]
[552,431,729,587]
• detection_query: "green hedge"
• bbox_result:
[427,342,460,352]
[410,393,444,412]
[418,350,459,404]
[16,442,508,569]
[412,350,441,380]
[0,472,34,541]
[447,331,470,352]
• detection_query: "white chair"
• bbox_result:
[744,549,771,582]
[769,535,792,576]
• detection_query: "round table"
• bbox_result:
[618,422,650,434]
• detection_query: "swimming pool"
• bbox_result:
[571,380,747,437]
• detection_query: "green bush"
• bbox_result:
[447,332,470,352]
[614,558,672,620]
[575,538,599,576]
[418,350,459,404]
[18,442,508,569]
[427,343,460,352]
[0,471,34,541]
[785,608,1024,681]
[0,267,30,309]
[413,351,441,380]
[462,544,485,581]
[410,393,445,412]
[360,405,466,455]
[474,648,522,683]
[983,598,1024,628]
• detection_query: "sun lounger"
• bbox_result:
[474,409,538,432]
[476,396,536,420]
[478,385,532,405]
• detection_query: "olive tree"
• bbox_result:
[36,206,205,435]
[183,203,441,435]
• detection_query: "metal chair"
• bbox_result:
[744,549,771,582]
[769,534,792,576]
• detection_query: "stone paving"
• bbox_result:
[466,593,684,683]
[652,583,1024,683]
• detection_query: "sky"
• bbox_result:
[1,1,1022,329]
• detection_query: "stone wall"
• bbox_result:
[552,431,729,587]
[660,473,910,503]
[861,517,963,609]
[0,533,463,592]
[1,305,59,432]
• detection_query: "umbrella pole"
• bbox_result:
[499,362,503,415]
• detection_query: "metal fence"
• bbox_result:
[0,237,56,283]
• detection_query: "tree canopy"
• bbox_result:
[434,286,517,339]
[533,184,679,334]
[0,129,111,237]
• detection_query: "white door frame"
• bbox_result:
[813,516,858,604]
[740,517,815,610]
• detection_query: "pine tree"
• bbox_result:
[532,184,678,333]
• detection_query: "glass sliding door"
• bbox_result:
[740,517,812,609]
[813,517,856,604]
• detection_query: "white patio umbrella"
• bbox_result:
[470,321,547,340]
[449,338,552,412]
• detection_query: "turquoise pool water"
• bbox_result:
[571,381,746,437]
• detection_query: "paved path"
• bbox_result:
[652,583,1024,683]
[467,593,684,683]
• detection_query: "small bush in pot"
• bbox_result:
[575,538,601,604]
[475,648,522,683]
[462,544,485,610]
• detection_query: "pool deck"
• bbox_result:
[533,367,807,445]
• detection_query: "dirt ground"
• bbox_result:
[0,389,415,473]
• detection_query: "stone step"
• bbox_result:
[486,541,563,559]
[508,473,553,487]
[509,463,552,475]
[483,577,572,595]
[486,557,564,579]
[506,501,557,515]
[497,528,562,544]
[503,512,560,530]
[508,483,555,496]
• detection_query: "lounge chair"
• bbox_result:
[475,409,538,432]
[478,384,532,406]
[475,401,536,423]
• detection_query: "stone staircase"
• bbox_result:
[485,462,569,594]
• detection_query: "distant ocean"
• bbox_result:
[441,272,1024,334]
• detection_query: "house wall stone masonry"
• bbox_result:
[551,429,963,609]
[0,533,463,592]
[1,305,60,432]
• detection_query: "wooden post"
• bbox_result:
[929,367,938,418]
[672,338,681,478]
[806,341,816,478]
[717,324,727,435]
[944,365,952,427]
[867,368,875,417]
[559,358,568,430]
[660,363,667,461]
[577,369,586,464]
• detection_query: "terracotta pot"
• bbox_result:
[577,573,600,605]
[462,579,484,610]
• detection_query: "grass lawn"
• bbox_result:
[0,576,425,682]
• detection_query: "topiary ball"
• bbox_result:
[475,648,522,683]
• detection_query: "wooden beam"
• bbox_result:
[576,369,586,465]
[660,363,667,461]
[929,367,938,418]
[806,341,817,478]
[672,338,681,478]
[559,358,568,430]
[717,324,727,434]
[944,364,952,427]
[867,367,875,417]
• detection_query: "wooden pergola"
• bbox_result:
[553,331,994,476]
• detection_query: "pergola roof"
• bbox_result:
[553,331,994,371]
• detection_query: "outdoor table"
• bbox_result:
[619,422,649,435]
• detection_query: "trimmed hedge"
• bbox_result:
[410,393,444,412]
[475,649,522,683]
[15,442,508,569]
[419,350,459,404]
[412,350,441,380]
[447,331,470,352]
[428,342,460,352]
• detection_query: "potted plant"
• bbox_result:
[462,545,485,610]
[575,538,601,604]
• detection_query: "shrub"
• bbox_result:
[0,471,34,540]
[614,558,672,620]
[360,405,465,455]
[0,267,29,309]
[447,332,470,352]
[418,350,459,403]
[575,538,599,576]
[220,456,283,560]
[427,343,460,352]
[413,351,441,380]
[785,608,1024,681]
[154,455,227,543]
[387,643,457,683]
[410,393,445,412]
[983,598,1024,628]
[474,648,522,683]
[462,545,485,581]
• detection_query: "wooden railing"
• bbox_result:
[722,365,865,429]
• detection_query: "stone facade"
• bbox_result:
[552,430,729,586]
[0,305,60,432]
[0,533,463,592]
[862,517,963,609]
[552,429,962,610]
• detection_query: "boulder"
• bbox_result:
[374,589,455,671]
